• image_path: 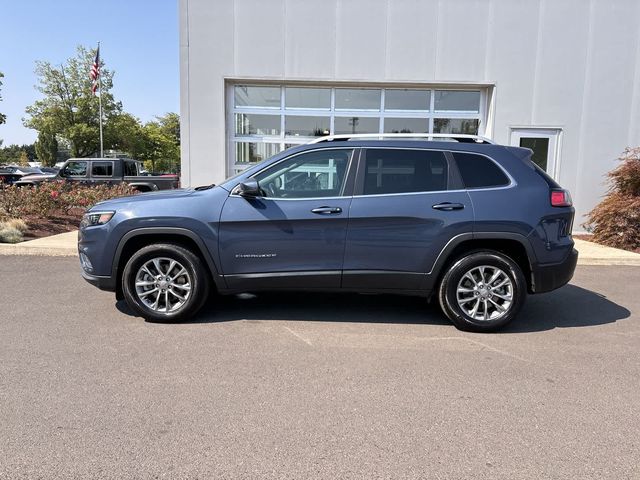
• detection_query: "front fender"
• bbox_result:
[110,226,226,291]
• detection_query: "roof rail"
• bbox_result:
[307,133,495,144]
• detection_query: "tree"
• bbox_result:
[137,113,181,173]
[104,112,145,158]
[584,147,640,251]
[156,112,180,145]
[0,144,36,164]
[24,45,122,157]
[35,130,58,166]
[0,71,6,125]
[17,150,30,167]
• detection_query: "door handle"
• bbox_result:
[432,202,465,211]
[311,206,342,215]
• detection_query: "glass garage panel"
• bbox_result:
[334,116,380,134]
[235,142,282,164]
[434,91,481,113]
[433,118,480,134]
[385,89,430,111]
[234,85,281,108]
[285,116,330,137]
[230,84,486,175]
[285,87,331,109]
[235,113,280,136]
[384,118,428,134]
[335,89,381,110]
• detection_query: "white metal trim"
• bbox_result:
[308,133,494,144]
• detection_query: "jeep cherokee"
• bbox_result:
[78,134,578,332]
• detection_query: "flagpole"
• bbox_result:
[97,41,104,158]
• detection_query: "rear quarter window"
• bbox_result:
[452,152,509,189]
[531,161,561,188]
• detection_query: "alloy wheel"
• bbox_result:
[456,265,514,321]
[134,257,192,313]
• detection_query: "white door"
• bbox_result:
[510,128,562,179]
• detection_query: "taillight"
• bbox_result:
[551,189,572,207]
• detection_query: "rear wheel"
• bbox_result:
[122,243,210,322]
[438,251,526,332]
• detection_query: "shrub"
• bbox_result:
[583,147,640,250]
[0,182,138,220]
[0,185,30,219]
[0,224,23,243]
[3,218,28,232]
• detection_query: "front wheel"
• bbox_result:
[122,243,210,322]
[438,251,527,332]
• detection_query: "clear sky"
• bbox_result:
[0,0,179,145]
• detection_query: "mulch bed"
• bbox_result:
[22,213,83,240]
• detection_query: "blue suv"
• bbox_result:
[78,134,578,332]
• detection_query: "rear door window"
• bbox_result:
[124,161,138,176]
[452,152,510,189]
[362,149,448,195]
[91,161,113,177]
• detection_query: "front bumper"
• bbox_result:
[80,267,116,292]
[531,248,579,294]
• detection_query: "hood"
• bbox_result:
[90,188,197,210]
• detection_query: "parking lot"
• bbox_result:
[1,255,639,479]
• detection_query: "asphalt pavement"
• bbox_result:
[1,256,638,479]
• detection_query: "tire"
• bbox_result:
[438,251,526,332]
[122,243,210,322]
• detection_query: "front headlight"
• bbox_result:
[81,211,115,228]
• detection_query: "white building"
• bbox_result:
[179,0,640,227]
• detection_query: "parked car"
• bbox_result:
[14,158,179,192]
[78,134,577,332]
[0,165,44,185]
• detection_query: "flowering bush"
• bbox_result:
[583,147,640,251]
[0,181,138,221]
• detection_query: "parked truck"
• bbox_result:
[14,158,179,192]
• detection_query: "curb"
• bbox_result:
[0,245,77,256]
[573,239,640,267]
[0,230,78,257]
[577,258,640,266]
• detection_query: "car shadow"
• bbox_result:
[115,284,630,333]
[501,284,631,333]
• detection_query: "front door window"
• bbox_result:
[62,161,88,177]
[253,149,352,199]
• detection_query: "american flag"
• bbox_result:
[90,46,100,95]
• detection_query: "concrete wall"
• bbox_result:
[180,0,640,227]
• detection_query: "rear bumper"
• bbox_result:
[81,268,116,292]
[531,248,578,294]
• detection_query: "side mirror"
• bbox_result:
[236,179,262,198]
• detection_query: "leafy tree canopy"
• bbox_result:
[35,130,59,167]
[0,143,36,164]
[139,113,181,173]
[24,45,122,157]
